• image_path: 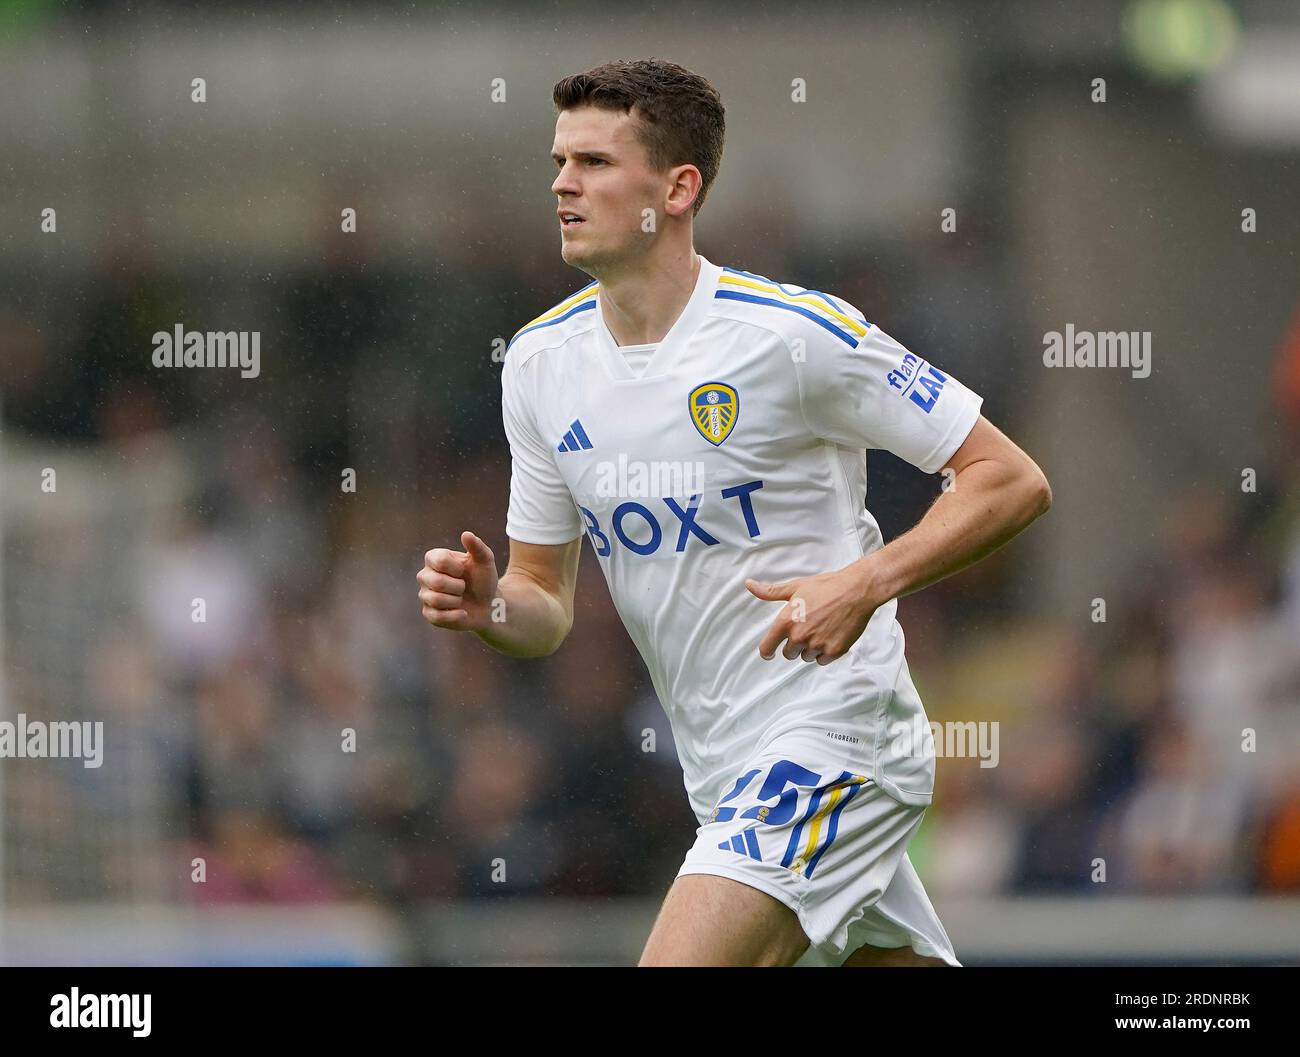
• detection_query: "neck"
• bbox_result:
[596,244,701,347]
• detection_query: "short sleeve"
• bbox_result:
[794,312,983,474]
[501,353,584,544]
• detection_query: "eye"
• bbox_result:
[587,157,607,167]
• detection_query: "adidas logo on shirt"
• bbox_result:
[556,419,594,453]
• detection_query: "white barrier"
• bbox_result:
[3,897,1297,965]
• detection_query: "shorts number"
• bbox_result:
[709,759,823,825]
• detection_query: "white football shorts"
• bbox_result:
[676,731,960,967]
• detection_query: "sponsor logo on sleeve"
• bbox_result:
[886,353,947,413]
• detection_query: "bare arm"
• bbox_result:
[417,531,581,658]
[854,414,1052,602]
[483,536,582,657]
[746,415,1051,664]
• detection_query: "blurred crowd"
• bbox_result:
[1,224,1297,909]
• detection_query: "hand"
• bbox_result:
[417,531,500,632]
[745,565,880,665]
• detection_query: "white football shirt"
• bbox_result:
[617,341,659,378]
[501,255,983,821]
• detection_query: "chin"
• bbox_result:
[560,240,595,269]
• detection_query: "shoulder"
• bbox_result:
[503,279,600,373]
[711,265,872,350]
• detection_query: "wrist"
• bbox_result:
[845,553,896,610]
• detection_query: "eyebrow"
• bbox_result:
[551,149,614,164]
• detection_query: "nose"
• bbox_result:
[552,161,579,198]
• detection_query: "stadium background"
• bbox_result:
[1,0,1298,964]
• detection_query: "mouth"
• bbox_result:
[559,211,586,229]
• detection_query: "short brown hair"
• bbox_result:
[552,59,725,217]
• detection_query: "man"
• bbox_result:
[417,59,1051,966]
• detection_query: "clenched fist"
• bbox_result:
[417,531,499,632]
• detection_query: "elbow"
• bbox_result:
[511,618,571,659]
[538,611,574,657]
[1029,468,1052,519]
[500,630,568,660]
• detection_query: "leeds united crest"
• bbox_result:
[689,381,739,446]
